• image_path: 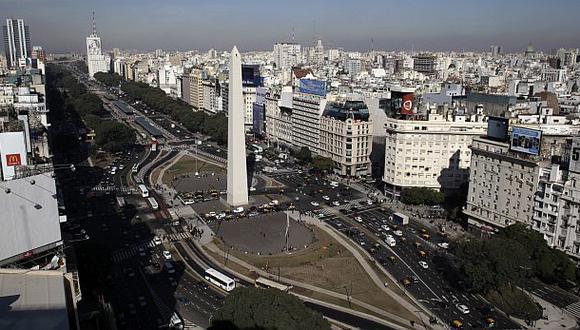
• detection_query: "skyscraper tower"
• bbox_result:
[86,11,108,78]
[2,18,31,68]
[227,46,249,207]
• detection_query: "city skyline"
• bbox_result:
[1,0,580,53]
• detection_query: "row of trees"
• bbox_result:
[46,66,136,152]
[94,72,229,145]
[400,187,445,206]
[454,224,579,294]
[210,287,330,330]
[292,147,335,173]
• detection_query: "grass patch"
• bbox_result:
[161,155,225,186]
[485,285,542,320]
[213,227,418,322]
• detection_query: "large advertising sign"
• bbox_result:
[242,64,262,87]
[510,127,542,155]
[401,93,414,115]
[0,131,28,180]
[385,91,415,115]
[299,79,327,96]
[487,116,509,141]
[569,139,580,174]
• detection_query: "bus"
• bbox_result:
[138,184,149,198]
[255,277,292,292]
[204,268,236,292]
[147,197,159,210]
[132,163,139,173]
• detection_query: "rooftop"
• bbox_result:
[323,100,370,121]
[0,269,70,330]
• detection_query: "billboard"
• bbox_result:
[510,127,542,155]
[0,131,28,180]
[242,64,262,87]
[487,116,509,141]
[252,103,265,136]
[569,139,580,174]
[382,91,415,115]
[299,79,327,96]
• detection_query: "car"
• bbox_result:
[418,261,429,269]
[383,282,389,287]
[207,211,216,218]
[310,201,320,207]
[153,237,162,246]
[456,304,470,314]
[381,224,390,231]
[393,230,403,236]
[138,296,147,306]
[162,250,172,260]
[437,242,450,249]
[366,200,373,205]
[332,201,340,207]
[138,247,146,257]
[233,206,244,213]
[354,216,363,223]
[322,195,330,201]
[249,187,257,192]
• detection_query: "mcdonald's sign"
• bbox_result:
[6,153,21,166]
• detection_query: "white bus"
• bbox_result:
[132,163,139,173]
[138,184,149,198]
[204,268,235,292]
[147,197,159,210]
[255,277,292,292]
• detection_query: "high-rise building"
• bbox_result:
[273,42,302,70]
[413,54,437,74]
[227,46,249,207]
[490,45,502,57]
[180,68,204,110]
[319,101,373,177]
[2,18,31,68]
[292,79,328,155]
[86,13,109,78]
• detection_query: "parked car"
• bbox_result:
[456,304,470,314]
[162,250,172,260]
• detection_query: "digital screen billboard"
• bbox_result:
[510,127,542,155]
[487,116,509,141]
[299,79,327,96]
[242,64,262,87]
[382,91,415,115]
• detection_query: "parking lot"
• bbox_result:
[324,208,519,329]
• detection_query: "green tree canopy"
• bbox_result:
[401,187,444,206]
[210,287,330,330]
[312,156,334,173]
[293,147,312,164]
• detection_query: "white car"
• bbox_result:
[366,200,373,205]
[332,201,340,207]
[207,211,216,218]
[354,216,363,223]
[233,206,244,213]
[322,195,330,201]
[162,250,172,260]
[418,261,429,269]
[249,187,256,192]
[437,242,450,249]
[381,224,390,231]
[393,230,403,237]
[456,304,470,314]
[310,201,320,207]
[153,237,162,246]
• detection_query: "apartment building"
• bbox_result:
[291,90,327,155]
[180,68,203,110]
[382,110,487,197]
[265,86,293,147]
[319,101,373,177]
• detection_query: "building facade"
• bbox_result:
[180,68,203,110]
[273,43,302,71]
[319,101,373,177]
[291,91,326,155]
[383,111,486,196]
[2,19,31,68]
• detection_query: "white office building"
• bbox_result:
[291,90,327,155]
[383,110,487,197]
[85,21,109,79]
[273,43,302,71]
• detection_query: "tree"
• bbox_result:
[294,147,312,164]
[210,287,330,330]
[401,187,444,206]
[312,156,334,173]
[95,121,136,152]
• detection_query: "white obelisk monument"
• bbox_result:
[227,46,249,206]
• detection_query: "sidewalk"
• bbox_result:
[523,294,578,330]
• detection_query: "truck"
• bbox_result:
[392,212,409,225]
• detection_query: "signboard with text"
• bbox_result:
[6,154,21,166]
[299,79,327,96]
[510,127,542,155]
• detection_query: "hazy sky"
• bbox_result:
[2,0,580,53]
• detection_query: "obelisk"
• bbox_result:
[227,46,249,206]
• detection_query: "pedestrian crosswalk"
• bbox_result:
[112,240,157,263]
[167,231,192,242]
[564,301,580,319]
[91,185,133,193]
[111,232,193,263]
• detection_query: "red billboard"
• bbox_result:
[6,153,22,166]
[401,93,415,115]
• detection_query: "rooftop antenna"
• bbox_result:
[291,26,295,43]
[91,10,97,36]
[371,38,374,52]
